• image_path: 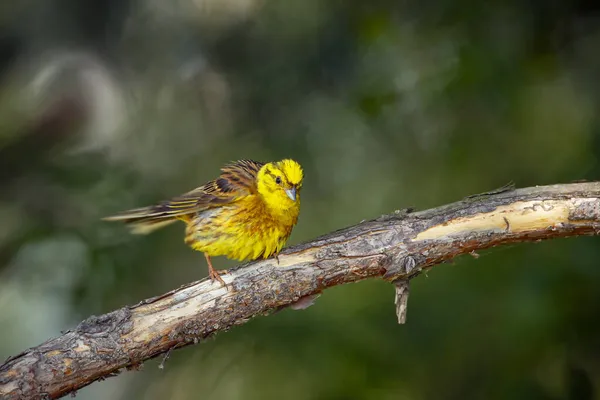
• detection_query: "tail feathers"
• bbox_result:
[103,206,189,235]
[128,219,178,235]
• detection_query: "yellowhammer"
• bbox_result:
[104,159,304,286]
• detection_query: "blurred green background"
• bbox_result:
[1,0,600,399]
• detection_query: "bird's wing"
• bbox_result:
[103,160,265,225]
[218,159,265,193]
[161,159,265,215]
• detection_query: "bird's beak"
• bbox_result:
[285,187,297,201]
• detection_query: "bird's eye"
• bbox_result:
[275,176,282,185]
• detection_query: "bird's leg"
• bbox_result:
[204,253,227,287]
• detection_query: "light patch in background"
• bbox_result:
[1,235,87,353]
[27,50,128,156]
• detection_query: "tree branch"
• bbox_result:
[3,182,600,399]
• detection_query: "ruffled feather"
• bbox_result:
[103,160,265,233]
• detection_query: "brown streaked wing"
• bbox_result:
[150,160,265,217]
[219,159,264,193]
[105,160,264,222]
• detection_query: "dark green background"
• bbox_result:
[1,0,599,399]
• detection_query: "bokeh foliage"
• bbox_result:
[1,0,600,399]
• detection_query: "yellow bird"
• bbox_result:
[104,159,304,286]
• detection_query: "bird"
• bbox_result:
[103,159,303,287]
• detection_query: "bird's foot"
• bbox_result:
[204,253,228,289]
[209,267,228,288]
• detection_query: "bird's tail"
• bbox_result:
[103,205,189,235]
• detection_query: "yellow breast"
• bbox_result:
[184,194,299,261]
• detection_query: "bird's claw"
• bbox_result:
[209,268,228,289]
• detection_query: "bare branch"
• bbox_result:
[2,182,600,399]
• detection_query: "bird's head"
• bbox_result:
[257,159,303,213]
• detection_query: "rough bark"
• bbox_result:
[3,182,600,399]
